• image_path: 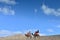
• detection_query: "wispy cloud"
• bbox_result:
[0,30,46,37]
[47,29,54,32]
[0,30,21,37]
[57,25,60,28]
[0,7,15,15]
[0,0,16,5]
[34,9,38,13]
[41,4,60,16]
[40,33,46,36]
[0,0,17,15]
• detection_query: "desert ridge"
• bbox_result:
[0,34,60,40]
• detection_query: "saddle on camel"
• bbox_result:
[32,30,40,37]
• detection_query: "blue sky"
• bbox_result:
[0,0,60,36]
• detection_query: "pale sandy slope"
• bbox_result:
[0,34,60,40]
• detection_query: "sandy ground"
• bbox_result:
[0,34,60,40]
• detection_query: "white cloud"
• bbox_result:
[41,4,60,16]
[0,0,16,5]
[13,31,22,34]
[40,33,46,36]
[0,0,17,15]
[0,30,21,37]
[0,7,15,15]
[0,30,47,37]
[47,29,54,32]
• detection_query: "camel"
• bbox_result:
[32,30,40,38]
[25,30,40,40]
[25,31,32,39]
[32,30,40,40]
